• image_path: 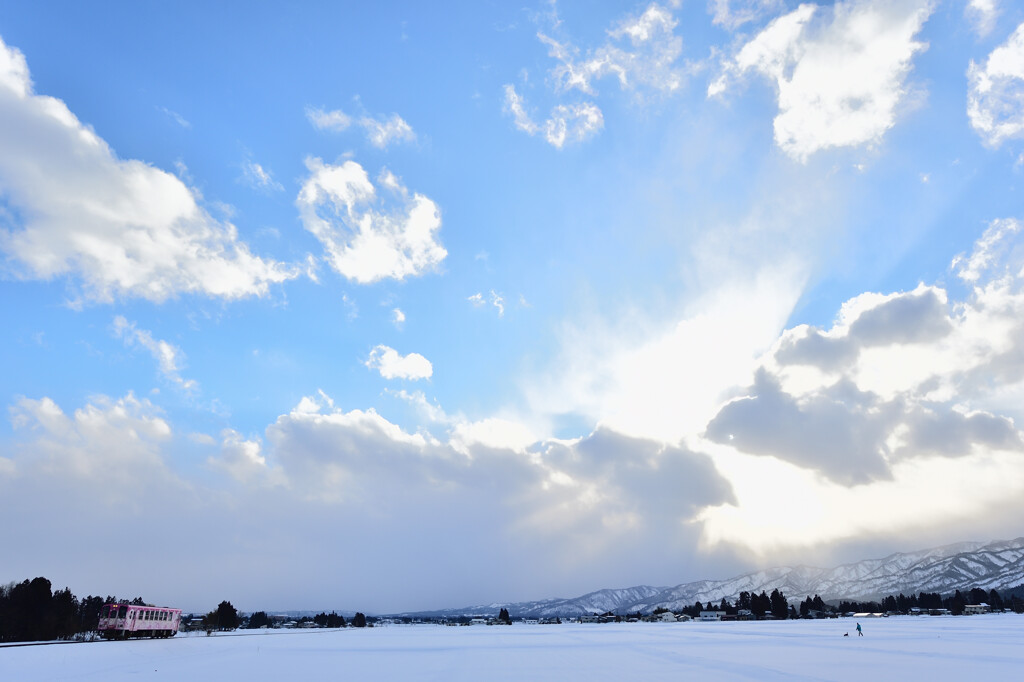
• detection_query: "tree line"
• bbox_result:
[4,574,1022,643]
[828,587,1024,616]
[0,577,368,643]
[0,577,146,643]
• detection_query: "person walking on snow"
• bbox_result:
[856,622,863,636]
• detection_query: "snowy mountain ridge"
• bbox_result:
[397,536,1024,618]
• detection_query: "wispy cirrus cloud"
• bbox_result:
[306,106,416,149]
[503,85,604,149]
[113,316,197,392]
[708,0,785,31]
[503,2,685,148]
[155,105,190,129]
[241,157,283,193]
[468,290,506,317]
[965,0,1000,38]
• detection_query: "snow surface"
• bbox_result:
[2,615,1023,680]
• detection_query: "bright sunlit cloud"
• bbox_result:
[2,2,1023,611]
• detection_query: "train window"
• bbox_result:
[119,606,127,618]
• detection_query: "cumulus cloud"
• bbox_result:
[773,284,953,373]
[697,217,1024,553]
[709,0,933,161]
[365,344,433,381]
[7,393,175,485]
[968,22,1024,148]
[113,316,197,391]
[208,428,280,485]
[0,36,300,303]
[306,106,416,149]
[706,370,897,485]
[296,158,446,283]
[392,307,406,328]
[264,392,735,560]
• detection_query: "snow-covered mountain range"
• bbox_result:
[398,536,1024,618]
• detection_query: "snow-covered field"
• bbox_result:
[3,615,1022,680]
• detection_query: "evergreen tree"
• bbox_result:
[204,601,239,631]
[248,611,271,629]
[769,589,788,619]
[947,590,966,616]
[498,608,511,624]
[352,612,367,628]
[751,591,770,619]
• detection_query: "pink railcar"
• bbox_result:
[97,603,182,639]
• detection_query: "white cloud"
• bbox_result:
[708,0,785,31]
[305,106,352,132]
[544,102,604,148]
[112,315,197,391]
[968,22,1024,148]
[965,0,1000,38]
[525,264,806,444]
[503,84,540,136]
[264,392,734,567]
[208,428,282,485]
[360,113,416,149]
[505,2,681,147]
[8,393,174,484]
[296,158,446,283]
[710,0,934,161]
[0,36,300,303]
[241,158,283,192]
[392,307,406,328]
[490,290,505,317]
[365,344,433,381]
[467,290,507,316]
[155,105,190,129]
[306,106,416,149]
[539,2,685,96]
[697,217,1024,550]
[952,218,1020,283]
[502,85,604,149]
[450,417,537,455]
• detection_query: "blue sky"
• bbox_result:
[3,0,1024,613]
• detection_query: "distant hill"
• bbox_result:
[395,536,1024,618]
